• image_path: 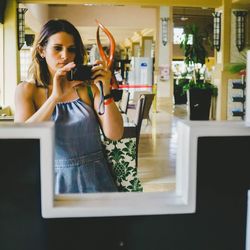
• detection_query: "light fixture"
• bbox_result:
[161,17,168,46]
[233,10,248,52]
[17,8,27,50]
[180,7,188,21]
[25,34,35,47]
[180,16,188,21]
[212,12,222,51]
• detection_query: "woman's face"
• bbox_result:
[41,31,77,77]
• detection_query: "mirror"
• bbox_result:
[20,2,176,193]
[18,2,214,195]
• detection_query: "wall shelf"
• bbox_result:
[227,78,246,120]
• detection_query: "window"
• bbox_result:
[173,27,184,44]
[20,44,31,81]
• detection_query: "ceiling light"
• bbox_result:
[180,16,188,21]
[180,7,188,21]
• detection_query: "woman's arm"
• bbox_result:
[91,61,124,141]
[14,62,82,123]
[14,82,58,123]
[91,84,124,140]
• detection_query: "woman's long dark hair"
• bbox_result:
[29,19,87,87]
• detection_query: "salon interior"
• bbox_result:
[0,0,250,193]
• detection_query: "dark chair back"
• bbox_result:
[134,95,146,167]
[134,95,146,139]
[111,89,123,102]
[142,93,155,123]
[119,90,130,114]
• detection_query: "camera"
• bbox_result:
[67,64,93,81]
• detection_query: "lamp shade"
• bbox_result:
[233,10,248,52]
[212,12,222,51]
[161,17,168,46]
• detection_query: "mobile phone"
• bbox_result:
[67,64,93,81]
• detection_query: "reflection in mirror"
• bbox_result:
[19,3,214,194]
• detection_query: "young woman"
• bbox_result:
[14,19,124,193]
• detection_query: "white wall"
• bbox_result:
[49,5,156,46]
[24,4,49,33]
[49,5,156,27]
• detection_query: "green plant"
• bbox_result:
[225,49,248,75]
[179,78,218,97]
[227,63,246,74]
[179,23,217,96]
[180,24,208,65]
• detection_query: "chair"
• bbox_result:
[134,95,146,142]
[141,93,155,124]
[118,90,130,114]
[111,89,123,102]
[122,95,146,168]
[132,91,150,104]
[128,92,155,124]
[127,91,150,110]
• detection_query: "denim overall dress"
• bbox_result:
[52,97,117,194]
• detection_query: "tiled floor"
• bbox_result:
[130,97,188,192]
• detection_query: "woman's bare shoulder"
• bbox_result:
[15,81,37,98]
[16,81,36,90]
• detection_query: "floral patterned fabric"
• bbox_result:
[86,85,142,192]
[102,137,143,192]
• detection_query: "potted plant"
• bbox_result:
[173,78,188,104]
[172,65,188,105]
[179,24,217,120]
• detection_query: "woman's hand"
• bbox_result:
[91,60,112,95]
[51,62,83,102]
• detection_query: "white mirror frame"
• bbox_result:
[0,122,55,216]
[46,119,198,218]
[1,121,250,218]
[44,119,250,218]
